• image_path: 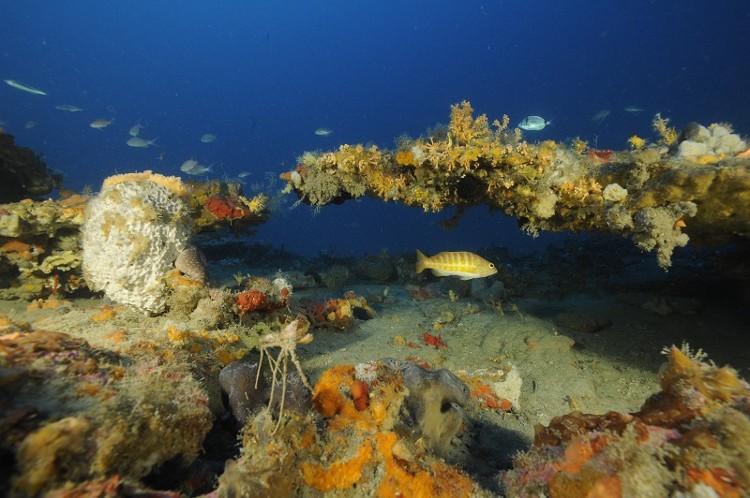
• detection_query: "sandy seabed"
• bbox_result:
[1,262,748,496]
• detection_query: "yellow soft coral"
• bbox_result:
[241,194,267,213]
[628,134,646,150]
[449,101,490,145]
[395,149,417,166]
[572,138,588,155]
[653,114,678,146]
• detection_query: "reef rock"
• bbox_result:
[219,355,268,425]
[355,253,396,282]
[677,122,747,159]
[219,353,312,427]
[82,171,193,314]
[501,345,750,497]
[0,132,61,202]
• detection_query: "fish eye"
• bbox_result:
[489,263,495,268]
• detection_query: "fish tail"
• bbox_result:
[415,249,428,274]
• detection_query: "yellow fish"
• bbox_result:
[415,250,497,280]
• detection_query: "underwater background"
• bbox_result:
[4,0,749,257]
[4,3,750,497]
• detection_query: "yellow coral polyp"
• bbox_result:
[661,347,746,404]
[166,326,190,343]
[628,134,646,150]
[395,149,416,166]
[693,154,723,165]
[572,137,588,154]
[240,194,267,213]
[215,347,246,365]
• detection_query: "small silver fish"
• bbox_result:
[624,106,645,113]
[517,116,550,131]
[4,79,47,96]
[90,118,114,129]
[55,104,84,112]
[237,171,252,178]
[591,109,611,124]
[314,128,334,136]
[200,133,216,143]
[180,159,212,175]
[129,120,143,137]
[180,159,199,172]
[24,121,37,129]
[126,136,158,148]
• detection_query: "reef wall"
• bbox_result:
[281,102,750,268]
[0,171,269,302]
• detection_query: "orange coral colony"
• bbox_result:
[204,196,252,220]
[304,363,475,497]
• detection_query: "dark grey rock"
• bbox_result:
[219,355,267,425]
[382,358,469,456]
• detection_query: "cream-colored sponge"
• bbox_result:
[82,171,192,314]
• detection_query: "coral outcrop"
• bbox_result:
[186,179,269,233]
[281,101,750,268]
[0,321,212,496]
[302,290,376,329]
[500,345,750,497]
[0,195,87,299]
[82,171,194,314]
[0,161,269,302]
[218,360,477,497]
[232,274,292,317]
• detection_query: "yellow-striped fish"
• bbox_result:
[415,250,497,280]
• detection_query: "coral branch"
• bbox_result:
[281,102,750,268]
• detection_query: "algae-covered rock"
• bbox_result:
[0,195,88,298]
[501,345,750,497]
[1,327,213,496]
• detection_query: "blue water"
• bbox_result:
[3,1,749,257]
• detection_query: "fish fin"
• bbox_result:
[415,249,427,274]
[430,269,451,278]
